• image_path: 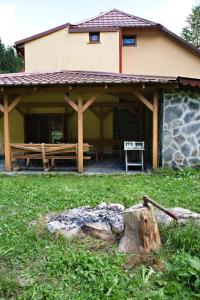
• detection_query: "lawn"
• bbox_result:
[0,169,200,299]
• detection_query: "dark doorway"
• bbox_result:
[113,101,152,165]
[24,114,66,143]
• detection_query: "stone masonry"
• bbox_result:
[162,89,200,167]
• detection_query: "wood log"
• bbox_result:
[118,203,161,254]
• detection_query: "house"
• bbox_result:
[0,9,200,172]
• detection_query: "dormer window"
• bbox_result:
[89,32,100,43]
[123,35,136,46]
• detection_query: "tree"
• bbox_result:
[0,39,24,74]
[181,5,200,48]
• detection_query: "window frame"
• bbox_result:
[89,32,100,44]
[122,35,137,47]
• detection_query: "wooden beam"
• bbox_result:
[8,95,22,113]
[64,95,78,112]
[89,107,102,119]
[3,95,11,172]
[102,108,113,120]
[0,103,4,113]
[82,94,99,112]
[77,96,84,173]
[67,110,75,120]
[16,107,24,117]
[0,83,177,96]
[133,91,153,112]
[152,90,159,169]
[18,101,151,109]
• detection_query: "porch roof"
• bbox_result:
[0,70,176,87]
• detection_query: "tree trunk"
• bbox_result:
[118,203,161,254]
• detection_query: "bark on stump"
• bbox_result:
[118,204,161,254]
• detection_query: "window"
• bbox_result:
[89,32,100,43]
[123,36,136,46]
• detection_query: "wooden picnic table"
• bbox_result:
[11,143,91,171]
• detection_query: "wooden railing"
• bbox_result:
[11,143,91,171]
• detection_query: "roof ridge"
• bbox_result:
[72,9,115,26]
[109,8,158,26]
[71,8,157,27]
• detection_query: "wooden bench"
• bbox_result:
[68,139,123,162]
[11,143,91,171]
[84,139,123,162]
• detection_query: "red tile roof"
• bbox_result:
[178,77,200,88]
[0,70,176,87]
[14,9,200,58]
[69,9,159,32]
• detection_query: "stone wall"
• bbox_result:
[162,89,200,167]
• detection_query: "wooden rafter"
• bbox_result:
[8,95,22,113]
[90,106,112,120]
[67,110,75,120]
[16,107,24,117]
[64,95,78,112]
[0,83,176,96]
[133,91,153,112]
[102,108,113,119]
[89,106,102,119]
[0,102,4,113]
[82,94,99,112]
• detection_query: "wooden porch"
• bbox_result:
[0,67,176,174]
[0,87,159,173]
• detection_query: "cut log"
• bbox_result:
[118,203,161,254]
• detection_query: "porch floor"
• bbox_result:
[0,159,150,174]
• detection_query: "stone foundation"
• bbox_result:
[162,89,200,167]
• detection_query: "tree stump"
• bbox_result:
[118,204,161,254]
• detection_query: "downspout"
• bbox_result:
[119,28,122,73]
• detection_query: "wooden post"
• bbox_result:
[77,96,83,173]
[153,90,158,169]
[3,95,11,172]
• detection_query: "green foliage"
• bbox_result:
[160,223,200,256]
[0,39,24,73]
[181,5,200,47]
[154,253,200,298]
[0,170,199,299]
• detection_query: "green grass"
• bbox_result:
[0,168,200,299]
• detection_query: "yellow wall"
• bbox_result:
[122,30,200,77]
[0,110,24,154]
[25,29,119,73]
[68,94,115,141]
[24,27,200,78]
[0,93,117,154]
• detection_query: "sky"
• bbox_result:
[0,0,199,46]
